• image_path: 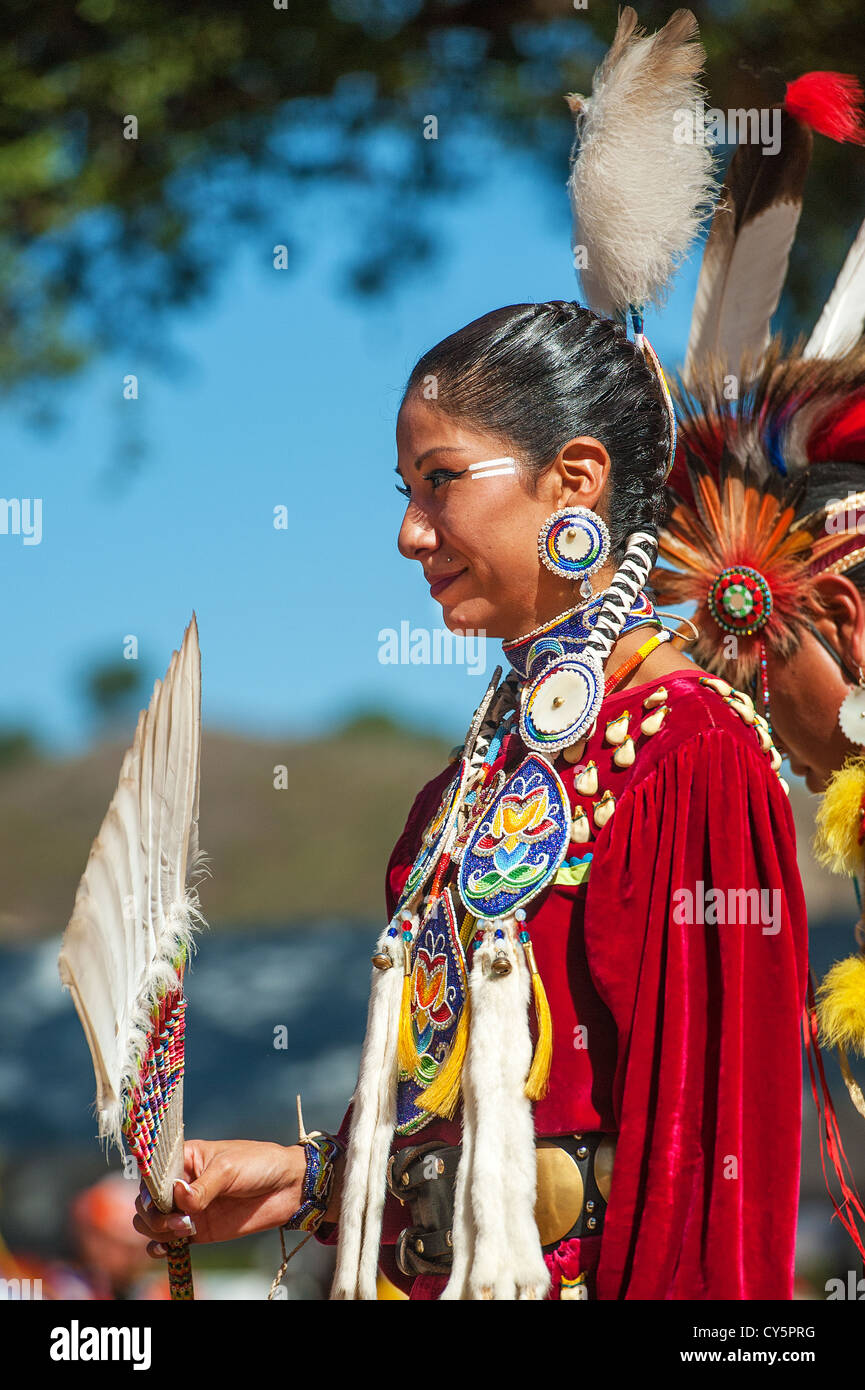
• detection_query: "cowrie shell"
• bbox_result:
[642,687,668,709]
[613,736,635,768]
[562,740,586,765]
[755,726,773,752]
[778,776,790,796]
[593,790,616,827]
[604,712,630,746]
[570,806,591,843]
[725,694,756,725]
[701,676,732,697]
[575,760,598,795]
[640,705,668,736]
[769,746,783,772]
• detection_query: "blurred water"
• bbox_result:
[0,922,374,1156]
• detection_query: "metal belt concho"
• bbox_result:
[387,1132,616,1278]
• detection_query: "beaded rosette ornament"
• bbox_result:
[59,617,205,1302]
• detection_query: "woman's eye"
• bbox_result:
[425,468,462,490]
[395,467,462,500]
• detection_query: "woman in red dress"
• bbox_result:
[133,10,812,1299]
[133,299,809,1300]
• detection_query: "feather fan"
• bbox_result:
[566,6,717,320]
[58,614,205,1301]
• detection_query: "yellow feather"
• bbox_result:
[814,755,865,875]
[816,955,865,1056]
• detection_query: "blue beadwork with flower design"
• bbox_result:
[457,753,570,919]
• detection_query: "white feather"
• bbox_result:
[685,202,801,385]
[568,7,717,318]
[58,615,204,1158]
[805,215,865,359]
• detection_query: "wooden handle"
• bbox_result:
[166,1239,194,1300]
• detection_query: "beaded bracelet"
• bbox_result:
[283,1132,344,1234]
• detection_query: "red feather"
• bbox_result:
[808,392,865,461]
[784,72,865,144]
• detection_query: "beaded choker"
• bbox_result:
[502,590,659,681]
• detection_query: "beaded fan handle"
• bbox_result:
[166,1241,194,1300]
[126,985,195,1301]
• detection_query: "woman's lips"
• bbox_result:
[429,568,467,599]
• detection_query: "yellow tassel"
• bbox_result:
[418,914,475,1117]
[523,941,553,1102]
[816,955,865,1056]
[814,755,865,875]
[397,939,419,1075]
[459,912,476,950]
[418,995,471,1118]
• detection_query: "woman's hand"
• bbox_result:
[132,1139,310,1257]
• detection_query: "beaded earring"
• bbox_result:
[537,506,610,600]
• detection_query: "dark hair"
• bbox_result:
[401,301,670,561]
[793,460,865,593]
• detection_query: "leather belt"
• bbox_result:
[387,1131,616,1279]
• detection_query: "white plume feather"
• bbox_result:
[567,6,717,319]
[805,214,865,359]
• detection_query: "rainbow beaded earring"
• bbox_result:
[537,506,610,600]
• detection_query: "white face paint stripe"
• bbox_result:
[470,461,517,478]
[467,456,517,478]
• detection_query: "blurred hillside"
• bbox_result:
[0,720,453,936]
[0,719,857,937]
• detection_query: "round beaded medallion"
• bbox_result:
[707,566,773,636]
[519,651,605,754]
[537,508,610,581]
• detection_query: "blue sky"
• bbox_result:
[0,138,699,753]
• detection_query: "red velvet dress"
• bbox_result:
[322,667,809,1300]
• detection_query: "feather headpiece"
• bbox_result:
[567,6,717,320]
[566,7,717,479]
[683,70,865,387]
[654,337,865,685]
[658,65,865,687]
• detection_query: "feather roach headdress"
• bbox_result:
[655,335,865,685]
[654,68,865,688]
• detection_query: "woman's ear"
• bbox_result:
[812,573,865,671]
[547,436,611,511]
